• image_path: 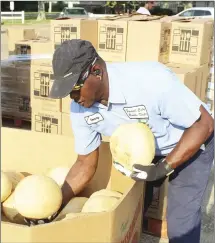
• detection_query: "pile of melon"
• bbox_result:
[1,167,122,225]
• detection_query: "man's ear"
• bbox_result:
[91,64,102,76]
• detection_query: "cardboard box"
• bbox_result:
[1,63,30,97]
[15,39,52,56]
[145,178,168,220]
[31,110,62,135]
[7,27,36,54]
[1,127,144,243]
[30,62,61,112]
[62,96,71,114]
[61,113,74,137]
[169,18,214,66]
[126,20,170,63]
[98,15,171,63]
[167,63,209,101]
[50,19,98,51]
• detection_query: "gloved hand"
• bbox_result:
[24,210,60,226]
[131,158,174,182]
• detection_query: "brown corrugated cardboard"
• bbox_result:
[30,62,61,112]
[15,39,52,56]
[145,178,168,220]
[62,96,71,114]
[167,63,209,101]
[169,18,214,66]
[7,27,36,55]
[127,20,170,63]
[1,127,144,243]
[31,110,62,135]
[61,113,74,137]
[98,15,171,62]
[98,19,128,62]
[50,19,98,52]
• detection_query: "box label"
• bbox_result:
[171,28,199,55]
[33,114,60,134]
[33,70,54,98]
[99,25,124,51]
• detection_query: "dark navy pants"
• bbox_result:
[144,133,214,243]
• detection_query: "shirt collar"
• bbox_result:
[106,63,126,107]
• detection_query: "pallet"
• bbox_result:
[2,116,31,129]
[142,217,168,239]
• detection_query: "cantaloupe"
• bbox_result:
[4,171,27,191]
[90,189,122,199]
[14,175,63,219]
[2,192,26,225]
[55,197,88,221]
[110,123,155,171]
[81,195,119,213]
[46,167,70,187]
[1,172,13,202]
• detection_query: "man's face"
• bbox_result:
[70,69,102,108]
[147,1,155,10]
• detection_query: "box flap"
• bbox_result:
[160,16,195,23]
[99,14,163,21]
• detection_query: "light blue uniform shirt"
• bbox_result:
[70,61,207,156]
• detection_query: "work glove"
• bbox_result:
[113,158,174,182]
[24,210,59,226]
[131,158,174,182]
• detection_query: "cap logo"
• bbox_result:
[64,71,73,78]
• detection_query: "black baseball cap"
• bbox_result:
[49,39,97,99]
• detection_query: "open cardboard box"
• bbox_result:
[1,127,144,243]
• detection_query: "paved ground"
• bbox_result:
[1,23,214,243]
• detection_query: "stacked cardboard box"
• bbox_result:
[1,38,53,122]
[7,27,36,55]
[97,15,171,63]
[1,61,31,120]
[50,18,98,52]
[168,18,214,102]
[1,28,37,121]
[31,18,99,136]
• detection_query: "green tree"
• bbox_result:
[105,1,142,14]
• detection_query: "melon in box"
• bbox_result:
[1,127,144,243]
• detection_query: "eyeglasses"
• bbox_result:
[72,57,97,91]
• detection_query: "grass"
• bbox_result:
[2,19,51,25]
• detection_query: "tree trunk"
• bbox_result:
[37,1,46,21]
[48,2,52,13]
